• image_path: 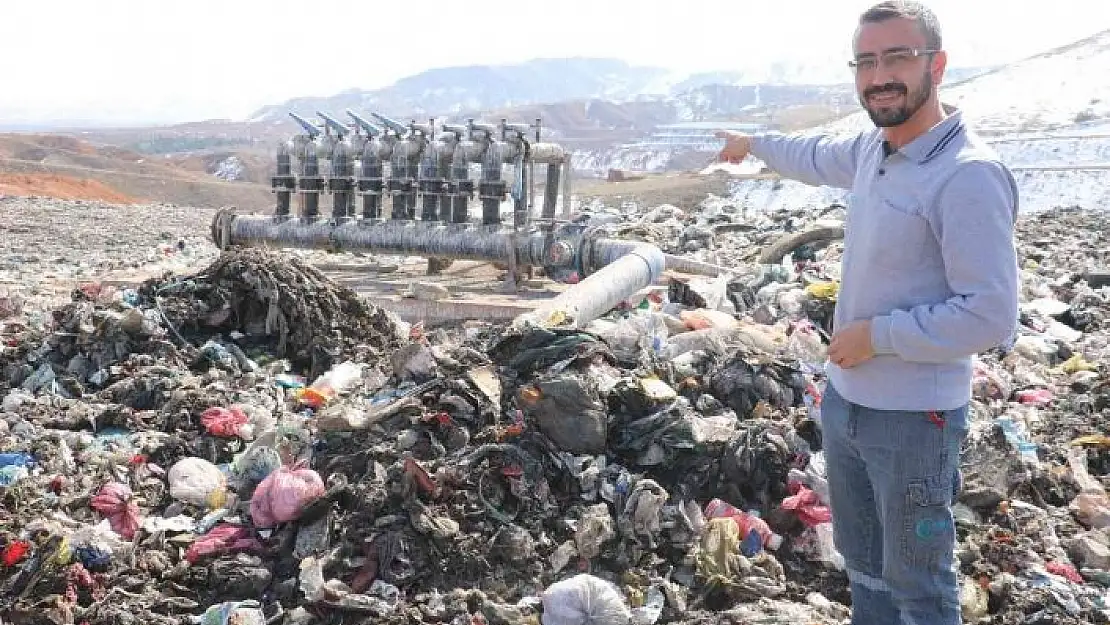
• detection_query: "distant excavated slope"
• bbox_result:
[0,173,138,203]
[0,134,274,208]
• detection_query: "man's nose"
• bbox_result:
[868,64,896,86]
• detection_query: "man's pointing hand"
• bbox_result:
[715,131,753,164]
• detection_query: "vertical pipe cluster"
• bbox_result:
[272,142,294,216]
[269,111,572,229]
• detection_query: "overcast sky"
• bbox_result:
[4,0,1108,125]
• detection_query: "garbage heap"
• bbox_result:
[0,203,1109,625]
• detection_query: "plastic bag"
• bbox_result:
[704,498,783,551]
[168,457,228,508]
[250,464,326,528]
[90,482,141,539]
[197,600,266,625]
[814,522,845,570]
[298,361,364,408]
[1068,446,1110,528]
[589,312,668,362]
[541,574,632,625]
[679,309,738,331]
[201,406,250,438]
[186,523,263,564]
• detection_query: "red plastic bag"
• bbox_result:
[90,482,141,539]
[2,540,30,566]
[249,464,325,528]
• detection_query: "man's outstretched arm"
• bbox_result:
[718,130,866,190]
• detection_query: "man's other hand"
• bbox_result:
[829,320,875,368]
[715,131,752,164]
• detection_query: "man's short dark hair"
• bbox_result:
[859,1,943,50]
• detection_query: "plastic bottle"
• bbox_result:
[704,498,783,552]
[297,361,363,408]
[995,416,1039,464]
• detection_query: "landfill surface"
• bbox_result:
[2,192,1110,625]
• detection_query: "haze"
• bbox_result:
[4,0,1108,126]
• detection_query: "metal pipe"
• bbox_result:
[434,132,458,223]
[448,122,493,223]
[560,161,573,220]
[480,142,511,225]
[661,254,737,277]
[417,129,458,222]
[418,141,441,222]
[541,162,560,220]
[299,147,322,219]
[272,141,295,216]
[210,213,724,328]
[389,136,423,220]
[529,142,566,164]
[212,213,551,266]
[523,243,666,329]
[356,138,385,219]
[449,141,474,223]
[329,138,354,219]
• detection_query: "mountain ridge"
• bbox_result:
[249,56,998,124]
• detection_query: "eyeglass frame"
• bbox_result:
[848,47,941,72]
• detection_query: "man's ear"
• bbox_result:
[931,49,948,84]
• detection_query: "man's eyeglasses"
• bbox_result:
[848,48,939,73]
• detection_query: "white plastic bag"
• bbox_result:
[542,574,632,625]
[168,457,227,508]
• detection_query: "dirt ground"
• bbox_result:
[0,134,275,209]
[0,173,140,203]
[574,171,752,211]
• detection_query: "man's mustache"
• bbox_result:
[863,83,908,99]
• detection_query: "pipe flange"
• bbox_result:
[574,224,610,277]
[211,208,237,249]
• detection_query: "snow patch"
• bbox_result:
[212,156,244,181]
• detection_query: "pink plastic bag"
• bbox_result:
[185,523,263,563]
[201,406,250,438]
[1015,388,1053,406]
[249,464,325,528]
[781,485,832,527]
[90,482,141,539]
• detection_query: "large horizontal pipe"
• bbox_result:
[212,212,551,266]
[522,244,665,329]
[529,142,567,164]
[212,212,734,278]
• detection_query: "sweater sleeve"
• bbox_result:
[749,131,865,190]
[869,159,1020,362]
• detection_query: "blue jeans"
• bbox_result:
[821,382,968,625]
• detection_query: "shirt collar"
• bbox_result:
[889,104,964,164]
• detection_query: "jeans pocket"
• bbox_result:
[901,477,956,570]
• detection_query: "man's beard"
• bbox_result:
[860,72,933,127]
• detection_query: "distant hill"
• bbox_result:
[248,56,995,124]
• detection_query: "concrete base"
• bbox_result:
[308,259,570,324]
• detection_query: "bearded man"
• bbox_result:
[716,2,1019,624]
